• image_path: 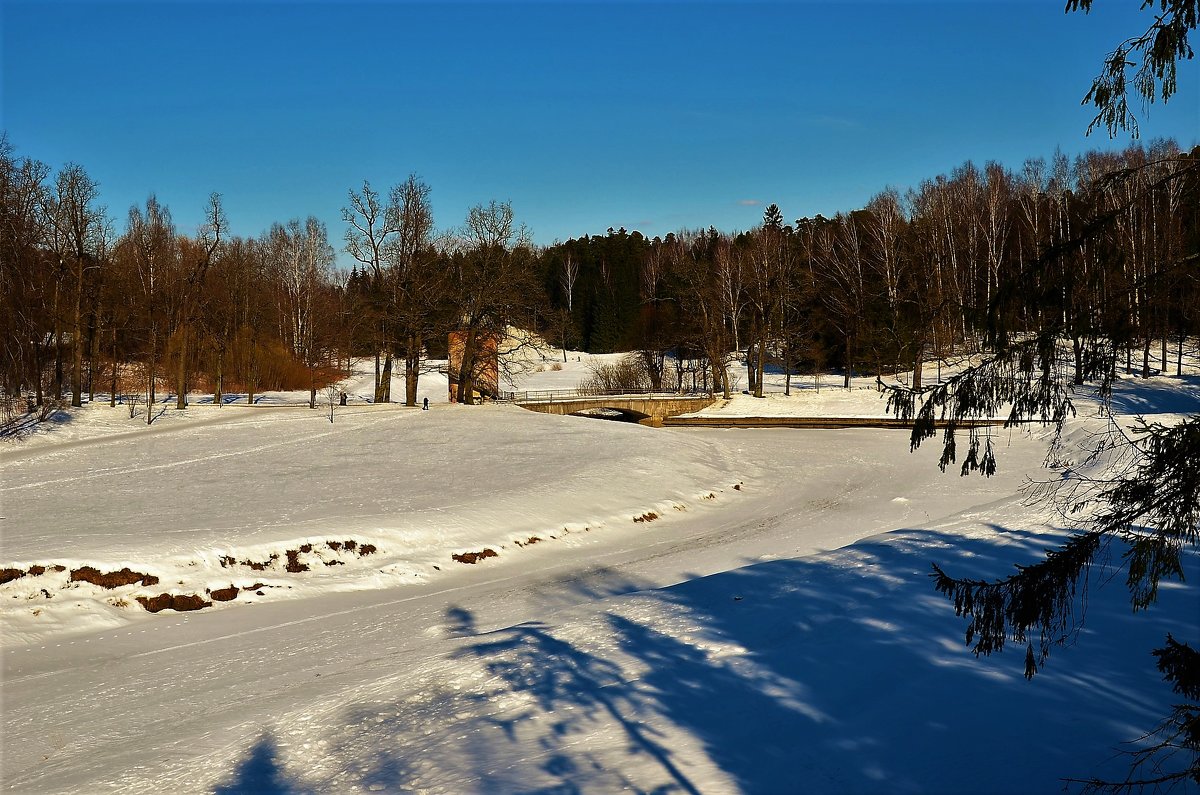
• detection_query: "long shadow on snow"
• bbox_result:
[0,405,76,440]
[605,525,1198,793]
[1102,373,1200,414]
[224,524,1196,793]
[212,733,307,795]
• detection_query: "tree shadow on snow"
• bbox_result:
[457,618,704,795]
[1102,373,1200,415]
[606,525,1199,793]
[213,733,306,795]
[318,523,1196,793]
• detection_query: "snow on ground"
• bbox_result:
[2,350,1198,794]
[1,399,742,647]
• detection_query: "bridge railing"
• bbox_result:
[497,387,711,404]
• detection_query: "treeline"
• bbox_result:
[0,134,548,418]
[3,132,1197,418]
[539,139,1199,396]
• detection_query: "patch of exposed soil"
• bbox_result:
[0,568,25,586]
[358,544,377,556]
[136,593,211,613]
[452,548,498,565]
[633,512,659,523]
[209,586,239,602]
[70,566,159,588]
[284,550,308,573]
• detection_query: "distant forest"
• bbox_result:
[2,133,1197,414]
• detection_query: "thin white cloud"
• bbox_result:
[738,199,760,207]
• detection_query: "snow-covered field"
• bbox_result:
[2,354,1197,794]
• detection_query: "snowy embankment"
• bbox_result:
[1,402,744,646]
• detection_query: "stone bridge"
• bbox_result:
[508,391,716,425]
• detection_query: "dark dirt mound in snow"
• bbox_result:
[209,586,239,602]
[452,548,498,565]
[70,566,159,588]
[225,541,370,573]
[137,593,212,613]
[3,564,66,585]
[284,550,309,573]
[633,512,659,523]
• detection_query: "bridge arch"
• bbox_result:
[509,393,716,423]
[567,406,652,422]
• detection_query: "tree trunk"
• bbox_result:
[381,353,393,402]
[1141,336,1151,378]
[71,265,85,407]
[746,344,757,395]
[176,324,189,409]
[457,330,477,405]
[33,343,43,405]
[373,351,382,403]
[146,342,156,426]
[309,387,317,410]
[53,328,64,399]
[843,335,853,389]
[753,340,766,398]
[1178,328,1185,377]
[87,310,100,403]
[1073,337,1084,385]
[784,345,792,397]
[912,340,925,391]
[405,335,421,407]
[214,346,224,407]
[109,327,119,408]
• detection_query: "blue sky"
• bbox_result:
[3,1,1197,266]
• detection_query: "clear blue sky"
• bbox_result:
[3,1,1197,266]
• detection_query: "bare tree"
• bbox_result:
[123,196,176,423]
[343,180,400,402]
[0,138,51,404]
[559,249,579,362]
[172,193,226,409]
[447,201,543,404]
[386,175,440,407]
[41,164,108,407]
